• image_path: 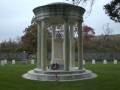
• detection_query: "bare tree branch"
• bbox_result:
[66,0,96,17]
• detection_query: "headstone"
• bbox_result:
[21,51,27,64]
[4,59,7,64]
[114,59,117,64]
[103,60,107,64]
[31,60,34,64]
[83,60,85,64]
[92,59,95,64]
[1,60,4,66]
[12,60,15,64]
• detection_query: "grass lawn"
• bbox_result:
[0,61,120,90]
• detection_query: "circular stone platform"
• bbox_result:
[22,68,97,81]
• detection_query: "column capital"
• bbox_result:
[63,17,69,20]
[35,18,50,24]
[35,19,41,24]
[52,25,56,30]
[76,19,83,23]
[69,23,75,26]
[51,23,58,26]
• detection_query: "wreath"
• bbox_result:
[51,62,59,70]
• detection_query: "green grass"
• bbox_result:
[0,61,120,90]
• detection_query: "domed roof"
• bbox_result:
[33,2,85,11]
[47,2,73,6]
[33,2,85,24]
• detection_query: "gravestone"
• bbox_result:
[1,60,4,66]
[31,60,34,64]
[4,59,7,64]
[83,60,85,64]
[103,60,107,64]
[114,59,117,64]
[92,59,95,64]
[12,60,15,64]
[21,51,27,64]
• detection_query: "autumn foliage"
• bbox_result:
[21,24,52,52]
[82,25,95,42]
[21,24,37,52]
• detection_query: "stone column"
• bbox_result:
[70,24,75,68]
[78,20,83,70]
[51,25,56,62]
[64,18,69,71]
[37,22,41,69]
[41,20,46,71]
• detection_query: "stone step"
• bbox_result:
[23,69,97,81]
[34,68,85,74]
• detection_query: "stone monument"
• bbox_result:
[22,2,97,81]
[50,35,64,70]
[21,51,27,64]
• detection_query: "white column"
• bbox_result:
[78,20,83,70]
[70,24,75,68]
[37,22,41,69]
[51,25,56,62]
[41,20,46,71]
[64,18,69,71]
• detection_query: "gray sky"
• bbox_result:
[0,0,120,42]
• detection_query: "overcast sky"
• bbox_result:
[0,0,120,42]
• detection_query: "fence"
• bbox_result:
[0,52,120,60]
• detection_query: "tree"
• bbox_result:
[104,0,120,23]
[0,38,23,52]
[82,25,95,42]
[21,23,52,52]
[66,0,95,5]
[21,24,37,52]
[66,0,96,16]
[73,24,95,52]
